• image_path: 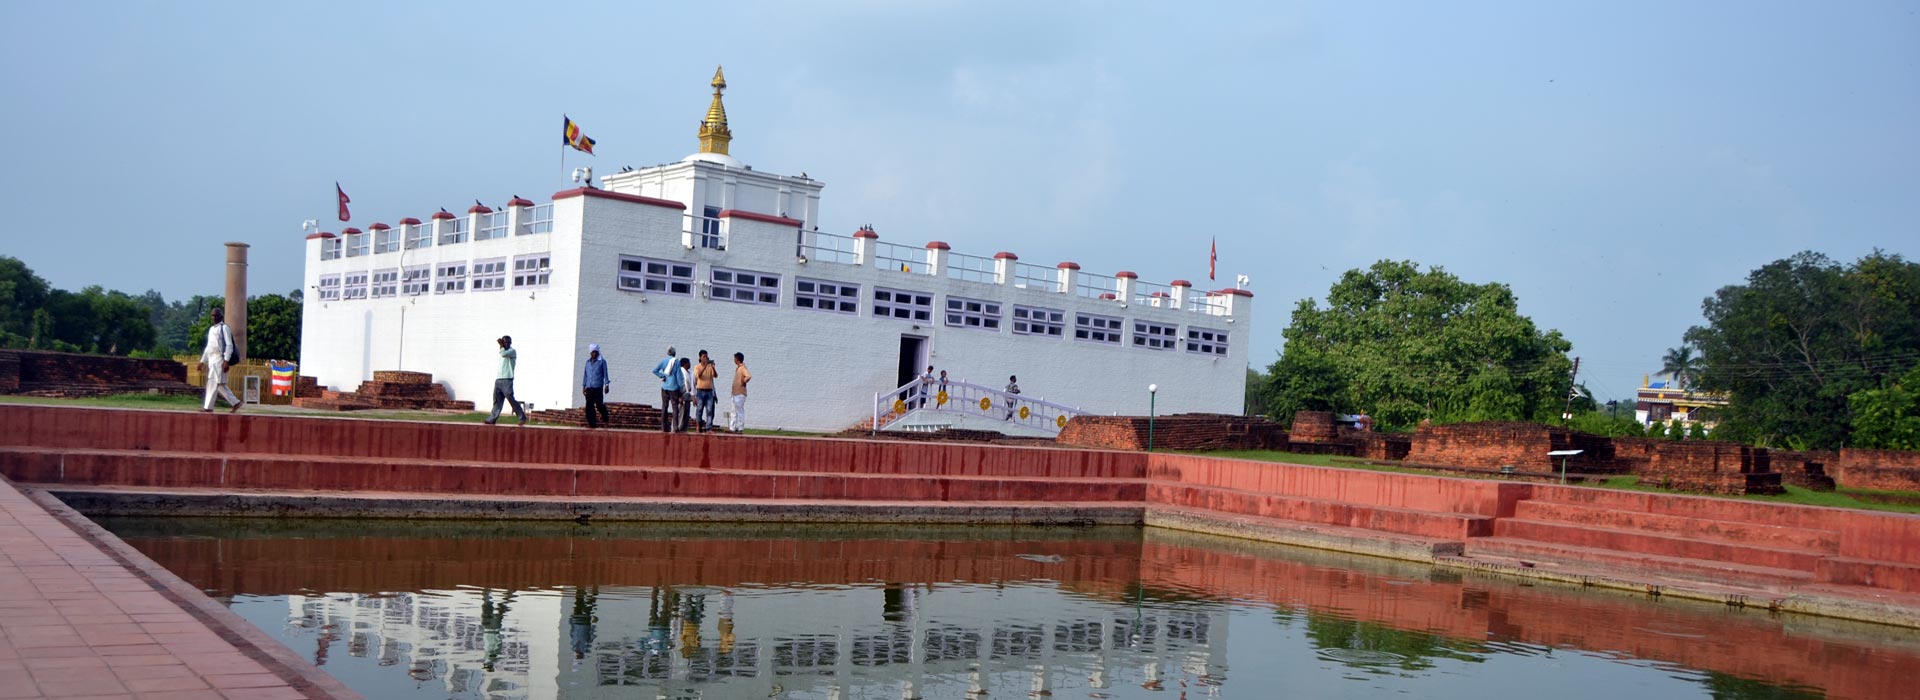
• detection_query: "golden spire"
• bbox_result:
[697,65,733,155]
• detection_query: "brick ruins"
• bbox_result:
[292,370,474,411]
[529,402,664,429]
[0,349,197,398]
[1056,413,1287,451]
[1835,448,1920,493]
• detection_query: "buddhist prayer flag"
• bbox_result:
[336,183,351,222]
[1209,237,1217,281]
[563,115,597,154]
[269,360,297,396]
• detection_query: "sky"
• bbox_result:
[2,1,1915,403]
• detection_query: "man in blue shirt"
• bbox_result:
[582,344,611,429]
[652,346,681,432]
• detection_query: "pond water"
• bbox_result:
[99,519,1920,700]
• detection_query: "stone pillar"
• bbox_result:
[1115,271,1138,305]
[994,252,1018,287]
[853,226,879,267]
[1170,279,1192,310]
[224,242,249,362]
[925,241,950,277]
[1056,262,1080,295]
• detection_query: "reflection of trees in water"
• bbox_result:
[1705,672,1825,700]
[1284,607,1487,672]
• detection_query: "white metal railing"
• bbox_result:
[687,214,725,249]
[1132,280,1174,308]
[872,378,1083,435]
[404,224,432,250]
[345,234,369,257]
[875,241,928,274]
[519,204,552,236]
[1013,262,1055,291]
[797,229,858,265]
[1075,271,1119,300]
[946,251,998,284]
[438,218,467,245]
[1186,292,1230,315]
[475,211,509,241]
[320,239,342,260]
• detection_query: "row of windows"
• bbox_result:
[613,256,1229,355]
[319,206,549,259]
[320,254,549,299]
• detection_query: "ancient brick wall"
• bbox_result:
[1057,413,1286,451]
[1771,450,1839,491]
[1405,422,1559,470]
[1289,411,1337,442]
[530,402,664,429]
[1835,448,1920,493]
[1342,429,1411,461]
[0,349,194,398]
[1640,441,1783,495]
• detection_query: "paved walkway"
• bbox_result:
[0,477,358,699]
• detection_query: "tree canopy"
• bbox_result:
[1261,260,1575,431]
[1685,251,1920,449]
[0,255,301,361]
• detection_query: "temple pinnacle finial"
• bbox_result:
[698,65,733,155]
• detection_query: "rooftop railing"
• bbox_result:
[875,241,928,275]
[1012,262,1056,292]
[1132,280,1174,308]
[1075,271,1120,300]
[474,212,509,241]
[946,251,998,284]
[519,204,552,236]
[797,230,858,265]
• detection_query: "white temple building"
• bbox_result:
[299,68,1252,433]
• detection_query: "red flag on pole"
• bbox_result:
[1209,237,1217,281]
[336,183,351,222]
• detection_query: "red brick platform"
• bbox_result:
[1,404,1918,629]
[0,475,361,699]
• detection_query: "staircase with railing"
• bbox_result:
[870,378,1084,436]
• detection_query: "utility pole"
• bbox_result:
[1560,356,1581,425]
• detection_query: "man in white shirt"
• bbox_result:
[199,308,242,413]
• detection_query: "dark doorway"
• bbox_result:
[896,336,926,399]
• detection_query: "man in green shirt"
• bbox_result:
[486,335,527,426]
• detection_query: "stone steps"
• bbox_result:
[1816,557,1920,594]
[1462,536,1817,589]
[1511,499,1841,553]
[1147,482,1493,540]
[1491,518,1828,572]
[0,447,1147,504]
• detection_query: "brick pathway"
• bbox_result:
[0,477,358,699]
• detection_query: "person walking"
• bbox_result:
[487,335,527,426]
[1003,374,1021,420]
[652,346,680,432]
[693,350,719,432]
[729,352,751,433]
[582,344,611,429]
[198,308,242,413]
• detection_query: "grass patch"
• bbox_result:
[1190,449,1454,477]
[1576,475,1920,515]
[0,393,204,410]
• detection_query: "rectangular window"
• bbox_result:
[513,254,551,288]
[519,204,552,236]
[402,266,430,296]
[471,258,508,291]
[475,211,509,241]
[370,269,399,298]
[944,296,1002,331]
[439,217,468,245]
[320,237,342,260]
[435,263,467,294]
[1074,313,1122,344]
[316,274,341,302]
[795,278,859,314]
[1012,305,1064,337]
[373,228,400,254]
[711,267,780,305]
[1186,327,1229,356]
[1132,320,1177,350]
[345,233,369,257]
[617,256,694,296]
[342,272,368,300]
[873,287,933,322]
[404,223,432,250]
[698,206,724,250]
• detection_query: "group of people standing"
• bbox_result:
[650,346,751,433]
[482,339,752,432]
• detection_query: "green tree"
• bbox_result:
[1661,344,1703,389]
[1850,365,1920,450]
[1262,260,1574,430]
[0,256,53,347]
[185,292,302,362]
[1686,251,1920,449]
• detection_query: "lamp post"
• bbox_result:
[1147,384,1158,452]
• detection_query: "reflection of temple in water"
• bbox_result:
[284,582,1228,699]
